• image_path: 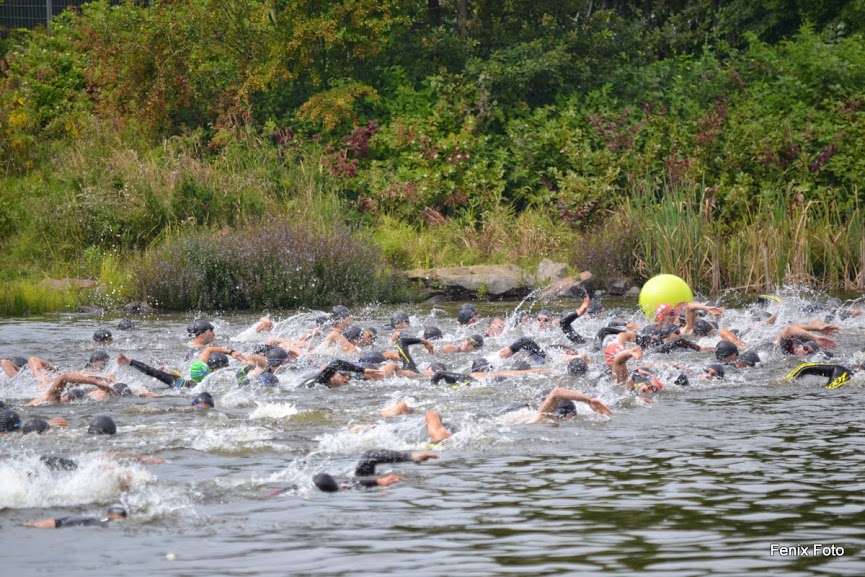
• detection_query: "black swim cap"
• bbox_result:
[313,473,340,493]
[265,347,290,367]
[0,409,22,432]
[207,351,230,370]
[511,360,532,371]
[423,326,443,340]
[715,339,739,361]
[567,358,589,375]
[705,363,726,378]
[467,334,484,348]
[359,351,386,364]
[471,358,491,372]
[87,415,117,435]
[187,319,214,337]
[428,361,448,373]
[93,328,113,342]
[89,351,110,365]
[106,504,128,518]
[330,305,351,320]
[191,392,215,408]
[737,350,761,367]
[22,418,50,434]
[390,311,410,327]
[8,356,27,370]
[693,319,717,336]
[674,373,690,386]
[342,325,363,342]
[112,383,133,396]
[64,388,86,402]
[457,309,476,325]
[116,318,135,330]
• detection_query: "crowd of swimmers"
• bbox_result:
[2,288,864,527]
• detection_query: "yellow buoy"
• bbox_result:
[639,274,693,319]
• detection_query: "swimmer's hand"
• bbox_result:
[410,451,439,464]
[498,346,514,358]
[116,353,131,366]
[422,339,435,354]
[375,474,406,487]
[814,336,837,349]
[588,398,611,416]
[255,317,274,332]
[48,417,69,428]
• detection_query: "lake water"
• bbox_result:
[1,294,864,576]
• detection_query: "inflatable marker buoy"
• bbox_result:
[639,274,693,319]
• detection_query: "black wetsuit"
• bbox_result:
[127,359,187,389]
[54,516,110,528]
[395,336,425,372]
[788,363,854,389]
[431,371,476,387]
[507,337,547,360]
[300,360,366,388]
[560,311,586,344]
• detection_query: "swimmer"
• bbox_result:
[299,359,392,388]
[22,504,127,528]
[309,450,439,493]
[526,387,611,423]
[26,372,117,406]
[486,317,506,337]
[187,319,216,347]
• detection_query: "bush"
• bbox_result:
[132,221,410,310]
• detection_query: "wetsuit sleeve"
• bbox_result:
[431,371,475,385]
[355,478,380,488]
[395,337,421,372]
[650,339,702,354]
[508,337,547,358]
[315,359,366,386]
[54,516,106,528]
[354,450,413,476]
[596,326,626,344]
[129,359,181,388]
[560,312,586,344]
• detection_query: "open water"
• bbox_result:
[1,293,864,576]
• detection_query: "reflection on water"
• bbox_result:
[1,298,864,575]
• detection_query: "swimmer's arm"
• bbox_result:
[612,347,642,384]
[797,320,840,335]
[684,303,724,334]
[1,359,19,377]
[198,346,234,362]
[354,450,439,476]
[528,387,611,423]
[21,518,59,528]
[324,329,358,353]
[236,352,268,368]
[718,329,747,350]
[435,343,460,353]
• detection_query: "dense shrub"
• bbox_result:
[132,221,409,310]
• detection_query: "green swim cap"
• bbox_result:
[189,360,211,383]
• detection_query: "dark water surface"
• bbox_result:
[1,297,864,576]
